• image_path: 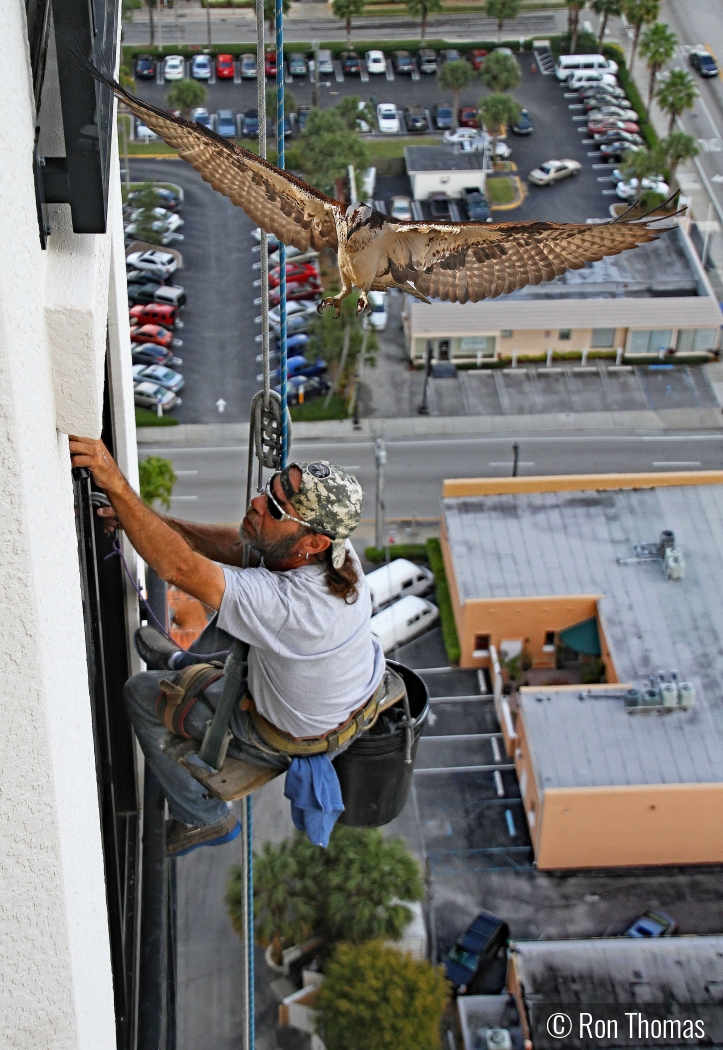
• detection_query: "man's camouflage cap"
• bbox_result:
[279,461,363,568]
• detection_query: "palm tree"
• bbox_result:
[590,0,622,48]
[567,0,587,54]
[405,0,443,47]
[639,22,677,115]
[484,0,522,39]
[331,0,366,46]
[479,50,521,93]
[166,80,207,120]
[656,67,697,135]
[139,455,176,507]
[621,0,660,69]
[478,93,521,166]
[661,131,699,177]
[438,59,474,130]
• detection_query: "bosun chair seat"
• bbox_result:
[158,665,408,803]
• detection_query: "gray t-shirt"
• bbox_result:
[218,545,385,738]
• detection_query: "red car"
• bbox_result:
[215,54,235,79]
[129,303,178,327]
[269,281,321,306]
[269,262,319,288]
[458,106,479,128]
[265,50,277,77]
[130,324,173,349]
[588,118,640,135]
[469,49,487,70]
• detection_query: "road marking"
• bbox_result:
[174,470,199,475]
[568,104,584,109]
[333,59,344,83]
[171,495,198,500]
[385,65,395,81]
[592,162,611,168]
[587,151,601,156]
[602,189,618,195]
[652,461,702,467]
[411,59,420,81]
[597,176,613,182]
[488,461,535,467]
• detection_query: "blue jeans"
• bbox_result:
[124,618,291,827]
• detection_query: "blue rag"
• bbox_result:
[284,754,345,848]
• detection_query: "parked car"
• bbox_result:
[593,130,644,147]
[242,108,259,138]
[130,303,178,327]
[599,141,642,161]
[341,51,361,75]
[440,48,462,64]
[270,355,327,382]
[215,53,235,79]
[130,324,175,350]
[568,70,619,90]
[616,175,669,201]
[135,55,156,79]
[377,103,400,134]
[273,311,315,337]
[370,595,439,653]
[285,333,310,355]
[579,82,627,100]
[365,50,387,74]
[128,207,184,233]
[264,50,277,77]
[131,342,176,367]
[268,298,318,329]
[240,53,257,78]
[431,104,453,130]
[296,105,311,132]
[127,281,163,306]
[512,108,533,135]
[191,54,212,80]
[134,118,159,142]
[429,193,451,220]
[418,48,438,74]
[528,158,582,185]
[445,912,509,995]
[587,105,638,122]
[402,104,427,134]
[367,290,388,330]
[390,195,413,221]
[589,119,640,136]
[216,109,237,138]
[392,50,414,74]
[460,135,511,159]
[690,48,718,77]
[163,55,185,81]
[469,48,487,70]
[365,558,434,614]
[124,218,182,246]
[136,364,185,393]
[625,911,677,938]
[277,373,330,404]
[458,106,479,128]
[582,93,631,110]
[466,190,492,222]
[191,106,212,128]
[134,381,178,411]
[288,52,308,76]
[126,186,181,211]
[154,284,186,308]
[316,49,334,75]
[126,250,178,279]
[269,281,321,306]
[444,127,482,145]
[269,261,319,288]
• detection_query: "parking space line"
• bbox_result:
[156,64,164,85]
[360,66,369,83]
[597,176,613,181]
[563,92,578,97]
[425,108,434,133]
[386,65,395,81]
[411,59,420,81]
[601,189,617,195]
[587,151,601,156]
[592,162,610,168]
[572,116,586,121]
[333,60,344,83]
[568,104,584,109]
[233,60,241,84]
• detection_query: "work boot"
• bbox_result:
[134,624,182,670]
[166,811,240,857]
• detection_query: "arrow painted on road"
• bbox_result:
[216,398,227,414]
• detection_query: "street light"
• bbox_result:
[418,342,433,415]
[374,436,387,551]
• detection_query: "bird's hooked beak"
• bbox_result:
[345,203,372,233]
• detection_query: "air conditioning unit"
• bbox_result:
[483,1029,512,1050]
[678,682,695,708]
[664,546,685,580]
[660,682,678,707]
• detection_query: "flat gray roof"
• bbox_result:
[443,483,723,786]
[404,146,486,172]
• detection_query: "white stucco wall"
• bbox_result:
[0,6,131,1048]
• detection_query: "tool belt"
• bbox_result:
[157,662,224,738]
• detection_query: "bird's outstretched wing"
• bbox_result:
[371,217,669,303]
[87,62,340,252]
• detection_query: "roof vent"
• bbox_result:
[616,530,685,580]
[579,671,695,713]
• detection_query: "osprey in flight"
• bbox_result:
[92,65,671,315]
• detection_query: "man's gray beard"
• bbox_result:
[250,526,306,563]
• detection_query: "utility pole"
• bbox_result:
[512,442,519,477]
[374,436,386,551]
[418,342,433,415]
[312,40,320,108]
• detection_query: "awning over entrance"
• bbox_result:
[558,617,601,656]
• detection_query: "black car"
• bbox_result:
[465,190,491,221]
[242,108,259,138]
[594,129,643,147]
[127,281,163,306]
[135,55,156,79]
[392,50,414,74]
[296,105,311,132]
[599,141,642,161]
[341,51,361,75]
[440,48,462,65]
[429,193,451,220]
[445,912,509,994]
[512,107,533,134]
[431,103,453,130]
[276,374,330,405]
[690,49,718,77]
[403,104,428,133]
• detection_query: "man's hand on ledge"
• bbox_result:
[69,436,123,493]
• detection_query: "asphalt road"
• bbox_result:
[142,431,723,525]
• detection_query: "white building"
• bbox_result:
[404,146,487,200]
[2,4,149,1049]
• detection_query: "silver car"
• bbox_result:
[134,381,179,411]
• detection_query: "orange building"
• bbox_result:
[441,471,723,870]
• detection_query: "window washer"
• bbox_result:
[69,437,385,856]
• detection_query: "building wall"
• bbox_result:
[0,7,134,1049]
[534,782,723,869]
[409,170,485,199]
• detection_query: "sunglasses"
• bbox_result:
[263,475,333,538]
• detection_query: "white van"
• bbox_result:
[555,54,618,81]
[370,595,439,654]
[366,558,434,614]
[568,69,619,90]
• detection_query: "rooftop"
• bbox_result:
[404,145,486,172]
[443,478,723,787]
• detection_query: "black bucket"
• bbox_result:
[333,661,429,828]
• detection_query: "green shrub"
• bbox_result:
[135,407,179,427]
[317,940,448,1050]
[138,456,176,508]
[364,544,429,563]
[426,538,460,665]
